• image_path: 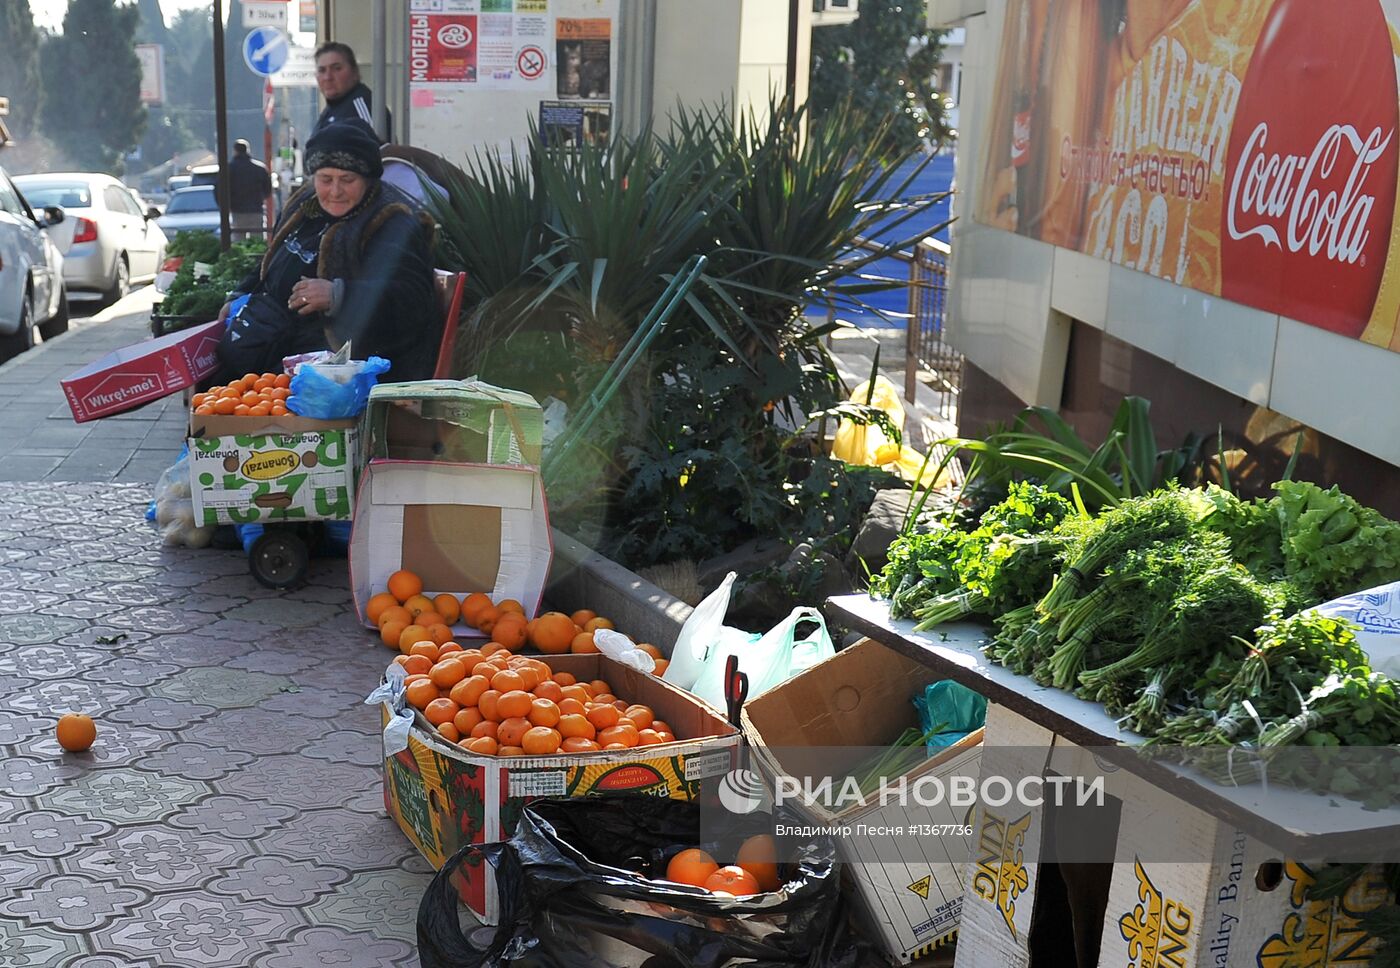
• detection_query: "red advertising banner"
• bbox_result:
[975,0,1400,352]
[409,12,478,83]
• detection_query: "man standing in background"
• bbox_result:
[312,42,392,143]
[224,139,273,241]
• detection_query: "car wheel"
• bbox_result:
[38,288,70,341]
[103,254,130,306]
[0,293,35,362]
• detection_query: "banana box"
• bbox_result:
[188,412,357,526]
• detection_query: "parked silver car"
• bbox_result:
[155,186,222,237]
[0,166,69,356]
[13,172,167,305]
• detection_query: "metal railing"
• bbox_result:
[844,235,962,421]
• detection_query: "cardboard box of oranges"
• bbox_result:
[379,651,739,924]
[188,373,357,526]
[350,459,552,639]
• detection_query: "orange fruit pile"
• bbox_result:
[366,577,671,675]
[391,648,678,756]
[192,371,292,417]
[662,835,780,895]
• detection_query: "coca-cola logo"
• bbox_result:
[1220,0,1398,338]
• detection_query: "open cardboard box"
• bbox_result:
[187,411,357,526]
[62,319,222,422]
[350,459,552,638]
[360,380,544,467]
[381,652,740,924]
[741,637,984,964]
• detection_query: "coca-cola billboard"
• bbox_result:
[975,0,1400,351]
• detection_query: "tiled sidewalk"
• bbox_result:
[0,483,428,967]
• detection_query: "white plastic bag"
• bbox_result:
[661,572,760,691]
[593,628,657,674]
[688,605,835,710]
[1312,582,1400,678]
[153,451,215,549]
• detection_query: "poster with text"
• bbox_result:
[555,17,610,99]
[975,0,1400,351]
[410,9,479,83]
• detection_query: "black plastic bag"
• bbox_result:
[418,795,866,968]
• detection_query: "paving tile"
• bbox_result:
[305,867,431,944]
[0,708,48,746]
[94,892,303,967]
[257,685,368,720]
[135,742,256,782]
[93,656,183,688]
[18,723,171,770]
[0,613,87,644]
[0,919,87,966]
[0,809,114,858]
[1,756,83,796]
[183,708,315,755]
[253,925,414,968]
[259,808,420,870]
[208,854,352,907]
[45,768,212,825]
[151,666,292,709]
[105,696,219,732]
[301,730,386,769]
[71,823,249,893]
[224,649,321,676]
[6,679,143,718]
[211,753,378,810]
[169,794,299,840]
[0,873,149,932]
[221,598,344,628]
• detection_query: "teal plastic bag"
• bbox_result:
[914,680,987,752]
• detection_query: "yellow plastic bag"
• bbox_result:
[831,376,947,488]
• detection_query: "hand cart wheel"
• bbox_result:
[248,529,310,589]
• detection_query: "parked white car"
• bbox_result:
[13,172,167,306]
[155,186,222,237]
[0,166,69,356]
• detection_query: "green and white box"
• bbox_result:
[188,413,357,526]
[361,379,543,467]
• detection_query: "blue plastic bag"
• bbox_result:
[287,357,390,419]
[914,680,987,752]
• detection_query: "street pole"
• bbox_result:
[264,79,275,233]
[372,0,386,142]
[213,0,232,251]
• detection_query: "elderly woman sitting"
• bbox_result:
[215,122,440,385]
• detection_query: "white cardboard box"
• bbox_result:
[349,459,553,638]
[742,637,985,964]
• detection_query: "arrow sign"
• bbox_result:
[243,26,289,77]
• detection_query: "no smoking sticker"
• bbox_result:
[517,45,546,79]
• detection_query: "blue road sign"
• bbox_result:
[243,26,289,77]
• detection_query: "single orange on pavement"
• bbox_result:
[56,713,96,752]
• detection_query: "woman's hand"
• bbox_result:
[289,278,334,316]
[216,300,234,325]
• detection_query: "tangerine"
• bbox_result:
[585,704,620,730]
[436,722,461,743]
[553,672,577,686]
[521,726,561,755]
[570,609,597,627]
[498,746,525,757]
[55,713,96,752]
[557,698,586,716]
[476,606,502,635]
[635,643,663,659]
[589,680,613,697]
[454,707,484,734]
[433,594,461,624]
[461,593,493,626]
[597,724,639,748]
[636,729,665,746]
[624,705,655,730]
[424,698,460,726]
[528,698,561,728]
[365,592,398,625]
[405,679,440,710]
[477,689,502,721]
[387,570,423,603]
[492,616,528,650]
[570,632,598,654]
[414,610,445,630]
[471,720,500,740]
[403,594,435,618]
[449,675,490,708]
[527,612,577,654]
[665,848,718,888]
[561,737,602,753]
[497,717,532,747]
[490,669,526,693]
[704,866,760,896]
[398,625,433,652]
[497,599,525,615]
[558,714,595,740]
[584,617,614,633]
[402,654,432,676]
[735,835,781,892]
[427,624,455,646]
[429,658,467,688]
[533,680,564,703]
[466,736,499,756]
[652,659,670,677]
[380,620,408,649]
[496,690,533,719]
[377,605,411,629]
[408,641,441,663]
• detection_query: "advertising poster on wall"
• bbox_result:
[975,0,1400,352]
[555,17,610,99]
[409,7,478,83]
[539,99,611,148]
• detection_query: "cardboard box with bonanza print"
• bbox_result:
[380,652,740,924]
[188,412,356,526]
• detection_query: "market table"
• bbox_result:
[827,593,1400,861]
